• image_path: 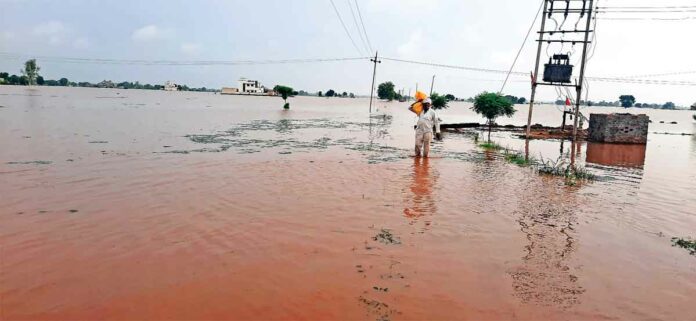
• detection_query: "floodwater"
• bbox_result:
[1,86,695,320]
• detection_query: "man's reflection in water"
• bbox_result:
[403,157,437,231]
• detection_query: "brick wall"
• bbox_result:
[588,113,649,144]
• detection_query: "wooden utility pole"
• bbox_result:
[369,51,381,114]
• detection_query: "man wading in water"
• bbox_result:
[409,98,442,158]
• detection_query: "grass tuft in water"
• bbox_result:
[671,237,696,255]
[478,141,503,150]
[536,157,595,186]
[503,150,532,166]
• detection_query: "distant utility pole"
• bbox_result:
[429,75,436,96]
[369,51,381,114]
[526,0,595,145]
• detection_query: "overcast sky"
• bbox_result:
[1,0,695,105]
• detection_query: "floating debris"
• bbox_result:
[88,141,109,144]
[372,229,401,245]
[671,237,696,255]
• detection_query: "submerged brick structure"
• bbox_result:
[588,113,649,144]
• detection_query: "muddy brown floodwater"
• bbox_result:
[1,87,696,320]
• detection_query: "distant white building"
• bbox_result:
[164,81,178,91]
[221,87,239,95]
[238,78,265,94]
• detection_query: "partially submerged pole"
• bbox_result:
[526,0,550,137]
[368,51,381,114]
[573,0,594,142]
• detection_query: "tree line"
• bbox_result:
[553,95,680,110]
[317,89,356,98]
[0,59,215,92]
[375,81,527,110]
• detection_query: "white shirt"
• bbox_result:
[416,108,441,134]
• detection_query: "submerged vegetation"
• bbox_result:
[478,141,504,150]
[273,85,294,109]
[536,157,595,186]
[503,150,532,166]
[671,237,696,255]
[475,139,594,185]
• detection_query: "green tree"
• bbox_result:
[0,72,8,80]
[472,92,516,140]
[21,59,40,85]
[318,91,323,97]
[326,89,336,97]
[444,94,456,101]
[377,81,396,101]
[430,92,449,110]
[273,85,294,109]
[690,103,696,111]
[517,97,527,104]
[349,93,355,98]
[59,78,69,86]
[662,102,675,110]
[619,95,636,108]
[342,91,347,97]
[8,74,20,85]
[36,76,45,85]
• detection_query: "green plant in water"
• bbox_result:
[503,150,531,166]
[274,85,294,109]
[536,157,595,186]
[671,237,696,255]
[478,141,503,150]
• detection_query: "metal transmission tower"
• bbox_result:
[526,0,595,143]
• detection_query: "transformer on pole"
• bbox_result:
[526,0,595,145]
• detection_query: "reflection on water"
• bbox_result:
[510,178,584,309]
[403,157,437,228]
[586,142,647,168]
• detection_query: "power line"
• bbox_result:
[381,56,696,86]
[0,52,370,66]
[613,70,696,78]
[598,16,696,20]
[599,5,696,9]
[354,0,374,53]
[382,57,528,76]
[329,0,365,55]
[4,51,694,86]
[346,0,371,54]
[500,0,545,93]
